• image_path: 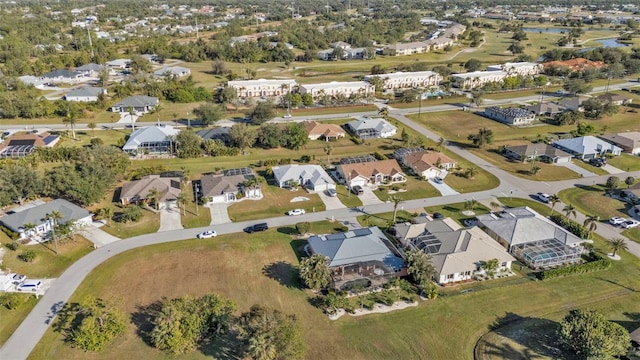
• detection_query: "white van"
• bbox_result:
[17,280,41,292]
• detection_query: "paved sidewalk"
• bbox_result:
[208,203,232,225]
[158,207,183,232]
[79,223,120,248]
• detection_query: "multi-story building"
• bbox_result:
[486,62,543,76]
[299,81,374,100]
[484,107,536,126]
[451,71,508,89]
[228,79,297,98]
[366,71,443,90]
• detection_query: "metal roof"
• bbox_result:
[0,199,91,232]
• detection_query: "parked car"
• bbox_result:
[536,192,550,203]
[588,158,606,167]
[351,185,364,195]
[433,177,444,184]
[287,209,306,216]
[433,212,444,219]
[622,220,640,229]
[197,230,217,239]
[245,223,268,233]
[609,217,627,225]
[9,273,26,285]
[17,280,41,292]
[326,188,337,197]
[282,114,292,119]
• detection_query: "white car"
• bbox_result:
[197,230,217,239]
[9,273,26,285]
[17,280,41,292]
[622,220,640,229]
[287,209,306,216]
[536,192,550,203]
[282,114,292,119]
[609,217,627,225]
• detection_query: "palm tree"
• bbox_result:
[607,238,628,257]
[437,137,446,152]
[63,108,78,140]
[22,222,37,239]
[128,106,136,131]
[489,201,501,213]
[563,204,577,219]
[47,210,63,254]
[101,207,112,225]
[583,215,599,239]
[87,122,96,138]
[464,199,479,212]
[147,187,161,210]
[324,144,333,164]
[464,167,478,179]
[378,106,389,119]
[389,195,403,223]
[299,254,331,291]
[247,334,277,360]
[549,194,560,215]
[176,192,188,216]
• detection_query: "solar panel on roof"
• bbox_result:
[223,167,253,176]
[7,139,36,146]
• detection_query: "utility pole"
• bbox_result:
[530,148,538,174]
[186,111,190,128]
[86,23,94,59]
[195,16,199,40]
[605,75,612,94]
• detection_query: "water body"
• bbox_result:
[594,38,628,48]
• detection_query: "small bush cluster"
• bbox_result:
[0,292,30,310]
[18,249,37,263]
[1,225,20,240]
[5,242,19,251]
[537,254,610,280]
[549,214,590,239]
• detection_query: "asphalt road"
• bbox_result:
[1,80,639,359]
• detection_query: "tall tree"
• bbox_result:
[146,187,160,210]
[404,247,436,291]
[176,192,187,216]
[389,195,403,223]
[559,309,630,359]
[229,123,258,152]
[47,210,63,254]
[63,106,78,140]
[283,122,309,150]
[299,254,331,291]
[625,176,635,188]
[467,128,493,148]
[583,215,599,240]
[436,137,446,152]
[563,204,577,219]
[87,122,96,138]
[549,194,560,216]
[250,101,276,124]
[194,103,224,125]
[175,128,202,159]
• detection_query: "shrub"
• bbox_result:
[118,205,143,223]
[299,155,311,163]
[549,214,590,239]
[537,254,610,280]
[295,222,311,235]
[1,225,20,240]
[18,249,37,263]
[0,293,28,310]
[5,242,19,251]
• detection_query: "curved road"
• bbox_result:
[2,82,640,359]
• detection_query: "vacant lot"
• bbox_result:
[469,148,581,181]
[29,224,640,360]
[227,185,326,222]
[558,185,629,220]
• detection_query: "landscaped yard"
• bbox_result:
[424,201,491,224]
[468,148,581,181]
[99,206,160,239]
[180,182,211,229]
[2,237,94,278]
[227,185,326,222]
[608,154,640,172]
[27,221,640,360]
[558,185,629,220]
[372,176,440,201]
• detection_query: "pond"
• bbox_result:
[594,38,629,48]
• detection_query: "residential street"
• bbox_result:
[1,80,640,359]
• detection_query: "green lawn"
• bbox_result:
[570,159,609,176]
[358,210,421,228]
[99,207,160,239]
[372,176,440,202]
[2,237,94,278]
[0,295,39,347]
[227,185,326,222]
[497,197,553,217]
[469,148,581,181]
[424,202,491,224]
[624,227,640,244]
[608,154,640,172]
[558,185,629,220]
[180,182,211,229]
[28,220,640,360]
[335,184,363,208]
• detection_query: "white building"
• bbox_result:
[228,79,297,98]
[384,41,429,56]
[299,81,374,100]
[451,71,508,89]
[486,62,543,76]
[366,71,443,90]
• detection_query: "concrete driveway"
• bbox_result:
[158,207,183,232]
[559,162,598,177]
[360,186,384,206]
[602,164,624,174]
[318,191,346,210]
[428,179,460,196]
[79,222,120,248]
[208,203,231,225]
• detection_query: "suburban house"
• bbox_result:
[110,95,159,114]
[336,159,407,187]
[344,47,367,59]
[306,227,406,290]
[200,169,262,204]
[365,71,443,90]
[559,95,591,111]
[122,125,180,155]
[552,136,623,160]
[598,132,640,155]
[197,127,232,146]
[153,66,191,78]
[384,41,429,56]
[120,174,182,209]
[299,81,375,100]
[318,49,342,61]
[75,63,105,77]
[394,148,456,179]
[476,207,586,269]
[64,87,106,102]
[394,218,515,284]
[41,69,85,84]
[303,121,346,141]
[105,58,131,71]
[227,79,297,98]
[272,164,335,192]
[0,132,60,158]
[526,102,566,116]
[347,116,397,139]
[451,71,508,89]
[504,143,573,164]
[484,107,536,126]
[0,199,93,240]
[486,62,543,76]
[596,93,633,106]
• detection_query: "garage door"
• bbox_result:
[350,179,367,188]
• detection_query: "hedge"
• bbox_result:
[549,214,590,239]
[537,254,610,280]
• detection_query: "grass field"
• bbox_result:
[99,206,160,239]
[227,185,326,222]
[2,237,94,278]
[424,202,491,224]
[469,148,581,181]
[558,185,629,220]
[608,154,640,172]
[28,219,640,360]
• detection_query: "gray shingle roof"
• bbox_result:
[347,116,397,134]
[272,164,334,188]
[112,95,159,109]
[307,227,405,270]
[553,136,623,156]
[75,63,105,72]
[65,87,105,98]
[42,69,81,79]
[0,199,91,232]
